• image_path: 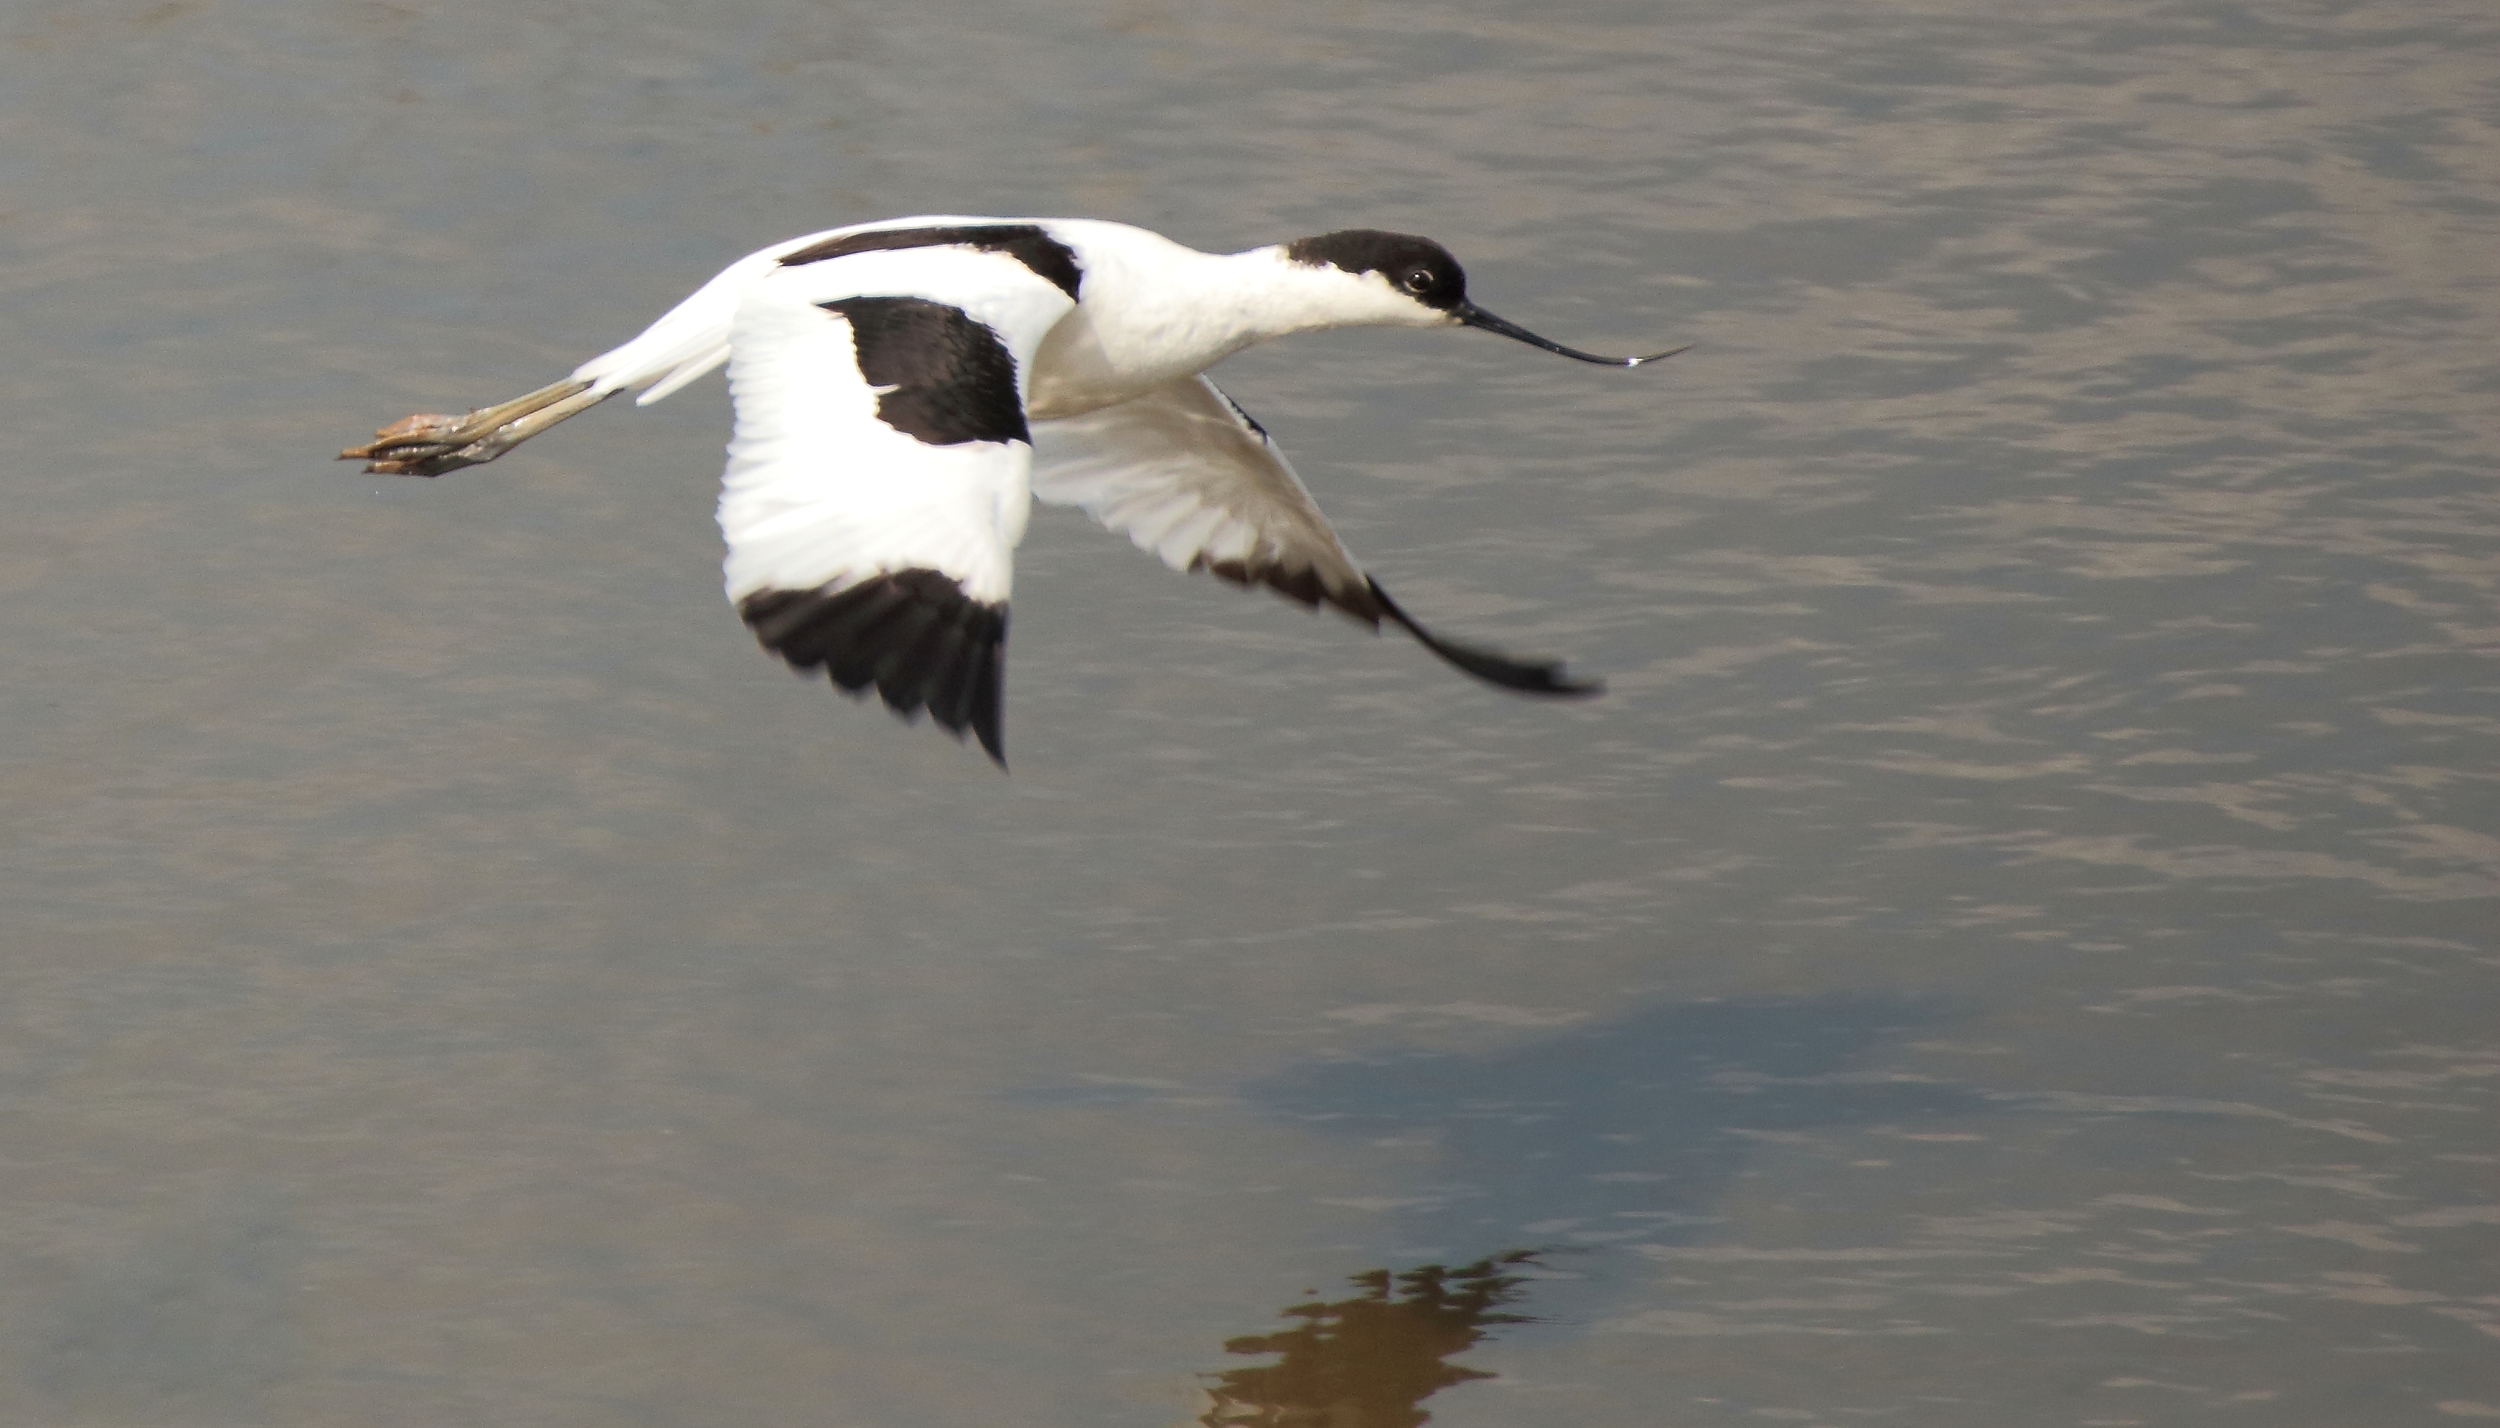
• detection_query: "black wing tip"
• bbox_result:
[1363,576,1607,699]
[739,572,1011,767]
[1474,658,1607,697]
[1415,640,1607,698]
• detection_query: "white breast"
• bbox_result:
[1024,221,1251,418]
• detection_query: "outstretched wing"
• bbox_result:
[720,245,1078,765]
[1029,376,1601,696]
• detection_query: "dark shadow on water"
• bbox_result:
[1200,1251,1543,1428]
[1248,994,1991,1246]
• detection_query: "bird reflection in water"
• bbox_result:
[1199,1251,1543,1428]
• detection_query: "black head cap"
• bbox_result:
[1282,229,1468,310]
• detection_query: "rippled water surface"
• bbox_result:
[1,1,2494,1423]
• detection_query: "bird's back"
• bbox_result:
[568,216,1314,424]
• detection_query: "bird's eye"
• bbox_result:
[1400,268,1435,294]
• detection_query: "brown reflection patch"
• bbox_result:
[1200,1251,1542,1428]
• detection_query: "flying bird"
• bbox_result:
[341,217,1683,767]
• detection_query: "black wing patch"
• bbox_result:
[778,223,1085,300]
[819,296,1029,447]
[1196,556,1381,624]
[740,570,1010,765]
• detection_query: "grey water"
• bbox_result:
[1,1,2494,1424]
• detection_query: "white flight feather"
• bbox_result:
[1030,375,1368,605]
[715,246,1076,608]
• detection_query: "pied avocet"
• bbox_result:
[341,218,1683,766]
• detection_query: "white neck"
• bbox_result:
[1200,245,1438,347]
[1026,233,1441,419]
